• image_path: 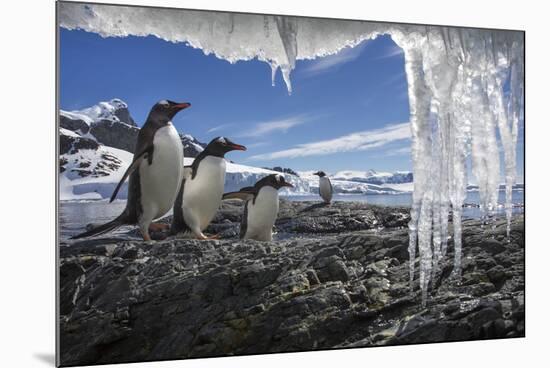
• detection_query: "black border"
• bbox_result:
[55,1,527,367]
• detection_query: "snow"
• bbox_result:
[197,158,312,194]
[383,182,414,192]
[60,98,131,126]
[298,170,413,195]
[59,128,80,138]
[60,145,133,200]
[59,3,524,305]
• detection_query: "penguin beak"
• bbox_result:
[229,143,247,151]
[173,102,191,111]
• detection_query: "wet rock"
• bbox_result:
[59,207,524,366]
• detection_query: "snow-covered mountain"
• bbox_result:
[331,169,413,185]
[60,98,139,153]
[59,99,309,200]
[298,171,413,196]
[60,99,206,156]
[59,99,416,201]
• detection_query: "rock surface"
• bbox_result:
[88,120,140,153]
[59,201,524,366]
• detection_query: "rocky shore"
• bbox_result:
[59,200,524,366]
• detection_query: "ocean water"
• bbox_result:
[59,189,524,240]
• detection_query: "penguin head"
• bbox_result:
[260,174,294,190]
[204,137,247,157]
[314,171,327,177]
[147,100,191,124]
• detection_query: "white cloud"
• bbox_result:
[373,44,404,60]
[248,122,411,161]
[207,123,234,133]
[383,146,411,157]
[301,42,367,76]
[245,141,270,148]
[237,115,312,138]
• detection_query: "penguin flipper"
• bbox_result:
[110,144,154,203]
[239,200,249,239]
[170,178,192,235]
[222,188,255,201]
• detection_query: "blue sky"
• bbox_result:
[60,29,524,179]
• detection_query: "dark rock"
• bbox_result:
[180,134,207,158]
[59,131,99,155]
[60,114,90,134]
[487,265,507,284]
[112,103,136,126]
[59,210,524,366]
[89,119,139,153]
[482,238,506,255]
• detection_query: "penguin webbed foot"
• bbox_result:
[196,233,220,240]
[141,232,152,242]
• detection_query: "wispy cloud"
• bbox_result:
[207,123,234,133]
[248,122,411,161]
[383,146,411,157]
[245,141,270,149]
[372,44,404,60]
[237,114,313,138]
[301,42,368,77]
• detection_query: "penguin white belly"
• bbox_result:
[319,177,332,203]
[139,124,184,220]
[182,156,226,231]
[245,187,279,241]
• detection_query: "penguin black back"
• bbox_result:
[222,174,294,204]
[187,137,246,179]
[72,99,191,240]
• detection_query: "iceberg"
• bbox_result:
[59,3,524,305]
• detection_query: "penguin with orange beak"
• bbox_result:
[171,136,247,239]
[223,174,293,241]
[71,99,191,241]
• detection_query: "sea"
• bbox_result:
[59,189,524,240]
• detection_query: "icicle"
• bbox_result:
[229,14,235,34]
[440,28,450,57]
[263,16,270,37]
[270,62,278,86]
[58,3,525,304]
[399,44,433,300]
[280,64,293,94]
[418,194,433,306]
[431,115,443,282]
[275,16,298,94]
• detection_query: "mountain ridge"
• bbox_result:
[58,99,417,201]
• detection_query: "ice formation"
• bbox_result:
[59,3,524,305]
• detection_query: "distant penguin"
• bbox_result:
[171,136,247,239]
[71,100,191,241]
[314,171,333,204]
[222,174,293,241]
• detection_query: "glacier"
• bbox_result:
[59,3,524,305]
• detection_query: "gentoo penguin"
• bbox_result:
[71,100,191,241]
[171,136,247,239]
[314,171,333,204]
[222,174,293,241]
